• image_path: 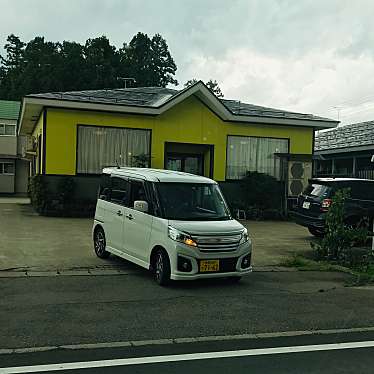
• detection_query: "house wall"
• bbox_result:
[0,118,17,155]
[0,174,14,193]
[32,112,44,174]
[43,96,314,181]
[15,159,30,194]
[0,158,15,193]
[0,136,17,155]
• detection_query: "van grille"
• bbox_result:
[192,233,242,252]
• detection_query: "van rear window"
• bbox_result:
[304,184,331,198]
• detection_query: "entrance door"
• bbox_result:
[166,154,204,175]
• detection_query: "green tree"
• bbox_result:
[84,36,121,89]
[120,32,152,87]
[0,32,178,100]
[184,78,224,97]
[206,79,223,97]
[20,37,63,94]
[150,34,178,86]
[59,41,88,91]
[121,32,177,87]
[0,34,26,99]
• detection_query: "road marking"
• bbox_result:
[1,340,374,373]
[2,326,374,355]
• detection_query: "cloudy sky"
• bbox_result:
[1,0,374,125]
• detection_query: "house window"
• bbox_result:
[0,162,15,175]
[316,159,332,175]
[226,136,289,179]
[0,124,16,136]
[334,158,353,176]
[77,126,151,174]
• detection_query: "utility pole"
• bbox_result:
[117,77,136,88]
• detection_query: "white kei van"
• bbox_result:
[93,167,252,285]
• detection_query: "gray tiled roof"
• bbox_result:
[220,99,334,122]
[29,87,179,107]
[27,86,336,123]
[315,121,374,151]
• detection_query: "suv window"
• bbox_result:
[304,183,331,199]
[110,177,130,206]
[350,182,374,200]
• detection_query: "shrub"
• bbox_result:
[239,171,283,210]
[29,176,95,217]
[220,172,285,220]
[312,189,369,262]
[57,177,75,206]
[28,175,49,213]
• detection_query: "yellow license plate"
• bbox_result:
[200,260,220,272]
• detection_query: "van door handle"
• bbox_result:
[117,210,123,216]
[125,214,133,220]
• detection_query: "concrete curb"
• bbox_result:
[2,326,374,355]
[0,266,300,278]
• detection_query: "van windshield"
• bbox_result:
[156,183,231,221]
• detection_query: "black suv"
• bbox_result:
[292,178,374,237]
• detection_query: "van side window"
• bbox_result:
[129,180,149,209]
[111,177,130,206]
[98,174,111,200]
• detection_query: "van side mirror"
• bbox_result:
[134,200,148,213]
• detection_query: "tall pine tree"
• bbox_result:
[0,33,178,100]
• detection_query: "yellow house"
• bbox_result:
[18,81,338,211]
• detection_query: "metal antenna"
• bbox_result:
[117,77,136,88]
[116,154,122,169]
[332,106,343,121]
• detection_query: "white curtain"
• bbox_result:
[77,126,151,174]
[226,136,289,179]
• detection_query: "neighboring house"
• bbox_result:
[0,100,29,195]
[18,81,338,206]
[314,121,374,179]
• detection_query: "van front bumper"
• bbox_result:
[171,267,252,280]
[169,241,252,280]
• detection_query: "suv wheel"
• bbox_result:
[308,227,324,238]
[345,216,370,230]
[94,227,110,259]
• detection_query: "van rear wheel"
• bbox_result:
[153,249,171,286]
[94,227,110,259]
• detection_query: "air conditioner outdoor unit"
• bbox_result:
[26,136,37,152]
[288,161,312,196]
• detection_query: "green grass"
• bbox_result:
[282,253,374,286]
[282,254,347,272]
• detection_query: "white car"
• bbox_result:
[93,167,252,285]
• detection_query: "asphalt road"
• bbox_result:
[1,270,374,350]
[2,332,374,373]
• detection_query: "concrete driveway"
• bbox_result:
[0,202,312,273]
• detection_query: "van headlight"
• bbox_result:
[239,228,249,244]
[168,226,197,247]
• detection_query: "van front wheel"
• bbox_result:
[153,249,171,286]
